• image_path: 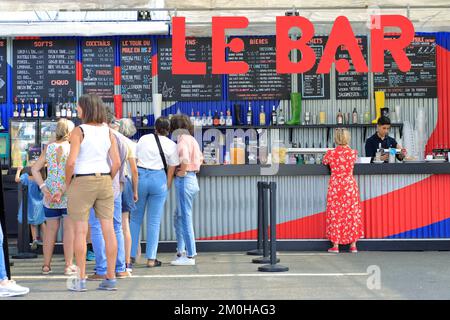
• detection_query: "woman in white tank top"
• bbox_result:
[64,94,121,292]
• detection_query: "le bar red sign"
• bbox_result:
[171,15,415,75]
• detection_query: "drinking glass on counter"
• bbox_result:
[272,140,286,164]
[230,138,245,165]
[319,111,326,124]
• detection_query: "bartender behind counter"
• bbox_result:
[365,116,407,162]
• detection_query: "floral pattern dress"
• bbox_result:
[322,145,364,244]
[44,142,70,209]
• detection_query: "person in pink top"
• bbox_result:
[169,114,203,266]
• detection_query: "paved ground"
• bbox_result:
[3,251,450,300]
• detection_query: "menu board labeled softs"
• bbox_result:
[227,36,292,100]
[158,37,222,101]
[120,38,152,102]
[13,39,77,102]
[82,39,115,102]
[374,35,437,98]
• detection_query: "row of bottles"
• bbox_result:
[54,98,78,119]
[190,109,233,127]
[128,111,149,127]
[13,97,45,118]
[247,103,285,126]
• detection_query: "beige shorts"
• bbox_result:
[67,175,114,222]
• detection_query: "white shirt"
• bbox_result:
[136,134,180,170]
[74,124,111,174]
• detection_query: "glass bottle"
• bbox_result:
[259,105,266,126]
[246,103,252,125]
[271,105,277,125]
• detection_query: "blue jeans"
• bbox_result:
[130,168,167,260]
[174,173,200,258]
[0,223,7,281]
[89,196,125,275]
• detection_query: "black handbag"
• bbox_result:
[153,133,168,174]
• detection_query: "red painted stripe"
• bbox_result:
[114,66,121,86]
[152,55,158,77]
[198,175,450,240]
[76,61,83,82]
[426,45,450,152]
[114,95,123,119]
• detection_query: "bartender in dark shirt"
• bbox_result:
[365,116,407,162]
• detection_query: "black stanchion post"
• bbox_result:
[12,184,37,259]
[247,181,264,256]
[259,182,288,272]
[252,182,279,264]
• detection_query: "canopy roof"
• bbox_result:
[0,0,448,36]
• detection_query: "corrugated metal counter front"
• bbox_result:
[156,164,450,242]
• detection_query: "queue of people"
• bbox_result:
[2,94,406,296]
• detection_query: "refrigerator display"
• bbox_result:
[9,119,38,168]
[40,119,58,149]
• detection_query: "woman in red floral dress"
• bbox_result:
[322,128,363,253]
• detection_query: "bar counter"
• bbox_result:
[198,163,450,176]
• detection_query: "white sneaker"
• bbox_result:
[0,280,30,297]
[174,251,186,261]
[170,256,195,266]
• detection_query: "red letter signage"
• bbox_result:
[276,16,316,74]
[212,16,249,74]
[317,16,368,74]
[172,17,206,75]
[371,15,415,72]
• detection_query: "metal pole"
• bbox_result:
[0,173,11,279]
[259,182,288,272]
[247,181,264,255]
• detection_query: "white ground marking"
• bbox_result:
[13,272,369,280]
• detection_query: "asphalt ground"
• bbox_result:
[2,250,450,300]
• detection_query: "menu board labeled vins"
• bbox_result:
[335,36,368,99]
[374,35,437,98]
[227,36,291,100]
[298,36,330,100]
[82,39,115,102]
[13,39,77,102]
[120,38,152,102]
[0,39,6,103]
[158,37,222,101]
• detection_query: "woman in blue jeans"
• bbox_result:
[170,114,203,266]
[130,117,179,267]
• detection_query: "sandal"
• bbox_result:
[146,259,162,268]
[42,265,52,275]
[64,265,78,275]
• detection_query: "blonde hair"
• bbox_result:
[55,118,75,141]
[334,128,351,146]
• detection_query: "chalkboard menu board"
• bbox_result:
[227,36,291,100]
[374,35,437,98]
[120,38,152,102]
[0,39,6,103]
[13,39,77,102]
[157,37,222,101]
[335,36,368,99]
[297,36,330,99]
[82,39,115,102]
